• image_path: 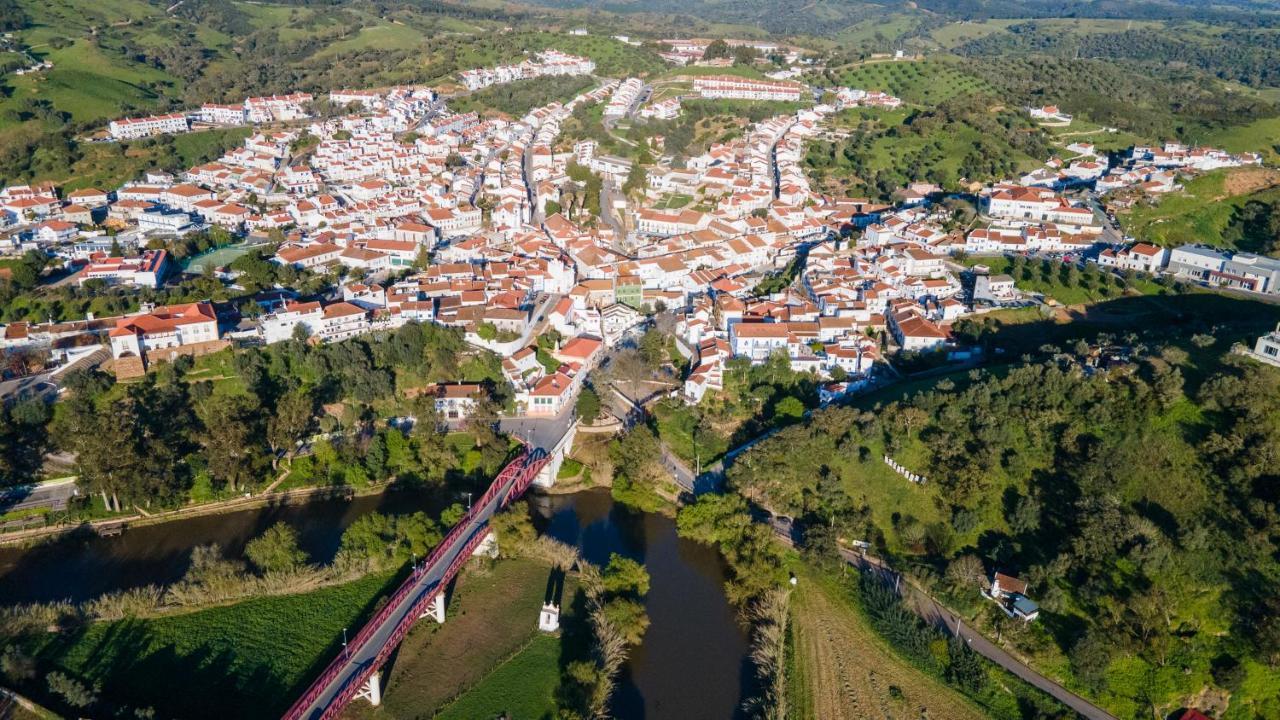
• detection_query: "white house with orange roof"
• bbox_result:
[527,371,577,417]
[108,302,219,360]
[259,301,324,344]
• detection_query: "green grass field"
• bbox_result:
[652,193,693,209]
[435,634,562,720]
[343,557,573,720]
[1203,116,1280,162]
[20,571,399,719]
[1121,167,1280,248]
[3,40,174,125]
[315,23,427,58]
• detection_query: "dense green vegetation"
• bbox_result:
[804,94,1050,198]
[1120,168,1280,250]
[449,75,595,118]
[954,22,1280,89]
[0,322,510,513]
[961,55,1278,142]
[728,294,1280,718]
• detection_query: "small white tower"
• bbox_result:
[539,602,560,632]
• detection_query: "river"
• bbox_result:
[531,488,756,720]
[0,488,437,605]
[0,487,754,717]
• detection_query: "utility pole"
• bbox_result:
[342,627,348,658]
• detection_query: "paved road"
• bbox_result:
[288,455,536,720]
[0,477,78,513]
[0,347,108,402]
[499,403,576,450]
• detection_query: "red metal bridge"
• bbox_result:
[281,446,550,720]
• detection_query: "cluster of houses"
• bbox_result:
[833,87,903,110]
[107,93,317,140]
[457,50,596,92]
[693,75,806,103]
[7,45,1280,409]
[605,78,645,119]
[1012,129,1260,198]
[655,38,805,66]
[1100,242,1280,294]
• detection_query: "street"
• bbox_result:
[0,477,78,514]
[498,403,577,450]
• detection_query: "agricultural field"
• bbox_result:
[813,59,994,106]
[345,557,573,720]
[17,571,399,719]
[787,566,986,720]
[435,635,563,720]
[1120,167,1280,249]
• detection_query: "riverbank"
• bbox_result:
[0,480,388,548]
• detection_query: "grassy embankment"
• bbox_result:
[1120,167,1280,249]
[344,557,573,720]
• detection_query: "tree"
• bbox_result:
[623,164,647,195]
[774,396,805,422]
[732,44,759,66]
[944,554,986,590]
[576,385,601,422]
[703,39,731,59]
[267,389,315,468]
[197,394,269,493]
[602,554,651,597]
[440,502,466,528]
[638,328,668,369]
[244,522,308,574]
[47,672,98,709]
[601,597,649,646]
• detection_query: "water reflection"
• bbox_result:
[531,489,756,720]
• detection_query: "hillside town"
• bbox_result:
[4,4,1280,719]
[0,42,1271,422]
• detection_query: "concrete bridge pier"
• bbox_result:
[472,530,499,559]
[354,671,382,706]
[420,593,446,624]
[534,423,577,488]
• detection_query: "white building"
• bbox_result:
[108,113,190,140]
[108,302,219,359]
[693,75,804,102]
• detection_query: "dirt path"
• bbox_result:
[790,569,986,720]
